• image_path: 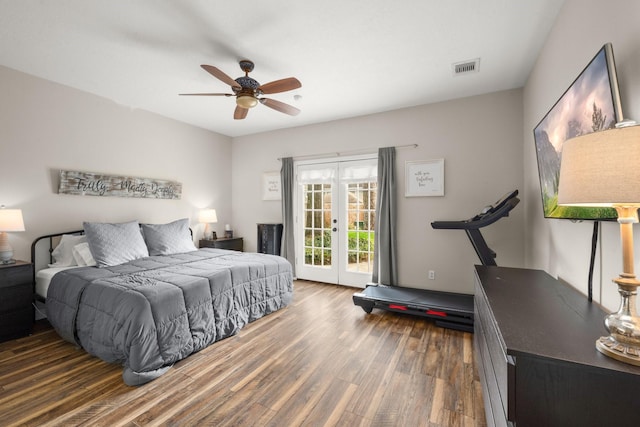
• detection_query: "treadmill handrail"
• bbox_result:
[431,197,519,230]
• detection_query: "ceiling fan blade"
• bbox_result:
[201,65,241,89]
[234,105,248,120]
[258,77,302,94]
[260,98,301,116]
[179,93,233,96]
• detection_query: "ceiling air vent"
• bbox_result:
[453,58,480,75]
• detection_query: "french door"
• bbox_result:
[295,157,377,287]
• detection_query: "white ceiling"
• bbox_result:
[0,0,565,138]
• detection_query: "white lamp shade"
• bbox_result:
[0,208,25,232]
[557,125,640,207]
[198,209,218,224]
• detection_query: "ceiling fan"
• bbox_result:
[180,60,302,120]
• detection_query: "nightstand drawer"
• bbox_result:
[0,263,32,288]
[0,261,34,342]
[0,283,32,311]
[0,307,33,341]
[199,238,244,252]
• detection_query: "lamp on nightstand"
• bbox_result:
[558,123,640,366]
[0,206,25,264]
[199,209,218,240]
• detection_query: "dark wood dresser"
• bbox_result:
[0,261,34,342]
[199,237,243,252]
[474,265,640,427]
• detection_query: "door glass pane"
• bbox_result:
[303,183,333,268]
[346,181,377,273]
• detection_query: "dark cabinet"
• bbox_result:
[474,265,640,427]
[0,261,34,342]
[257,223,283,255]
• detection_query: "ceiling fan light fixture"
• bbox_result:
[184,60,302,118]
[236,95,258,109]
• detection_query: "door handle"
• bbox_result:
[332,228,337,232]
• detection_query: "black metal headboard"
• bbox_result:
[31,230,84,266]
[30,230,85,289]
[30,226,194,286]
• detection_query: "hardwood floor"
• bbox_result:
[0,280,486,427]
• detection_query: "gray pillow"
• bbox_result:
[83,220,149,267]
[141,218,196,256]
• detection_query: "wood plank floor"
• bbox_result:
[0,280,486,427]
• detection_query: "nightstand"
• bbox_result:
[0,261,34,342]
[199,237,243,252]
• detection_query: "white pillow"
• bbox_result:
[49,234,87,267]
[72,242,96,267]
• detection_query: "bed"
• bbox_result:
[31,219,293,386]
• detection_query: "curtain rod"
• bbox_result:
[277,143,418,161]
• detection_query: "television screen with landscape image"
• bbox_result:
[534,43,623,220]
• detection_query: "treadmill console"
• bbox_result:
[474,189,519,220]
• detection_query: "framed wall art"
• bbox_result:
[262,172,282,201]
[405,159,444,197]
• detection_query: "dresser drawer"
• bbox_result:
[474,312,509,427]
[475,276,512,423]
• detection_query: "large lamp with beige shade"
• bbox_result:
[0,206,25,264]
[558,124,640,366]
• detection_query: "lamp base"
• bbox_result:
[596,278,640,366]
[596,336,640,366]
[0,232,14,264]
[0,248,14,264]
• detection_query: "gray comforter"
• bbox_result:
[46,248,293,385]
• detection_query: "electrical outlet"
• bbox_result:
[428,270,435,280]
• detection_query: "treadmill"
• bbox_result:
[352,190,520,332]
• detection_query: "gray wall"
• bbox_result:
[523,0,640,311]
[232,89,524,294]
[0,65,233,262]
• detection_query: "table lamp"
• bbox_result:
[557,124,640,366]
[199,209,218,240]
[0,206,26,264]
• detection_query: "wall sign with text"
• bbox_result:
[405,159,445,197]
[58,170,182,199]
[262,172,282,200]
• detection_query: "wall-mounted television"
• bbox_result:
[534,43,623,220]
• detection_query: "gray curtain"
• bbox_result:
[280,157,296,276]
[372,147,398,285]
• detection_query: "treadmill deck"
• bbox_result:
[353,284,474,332]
